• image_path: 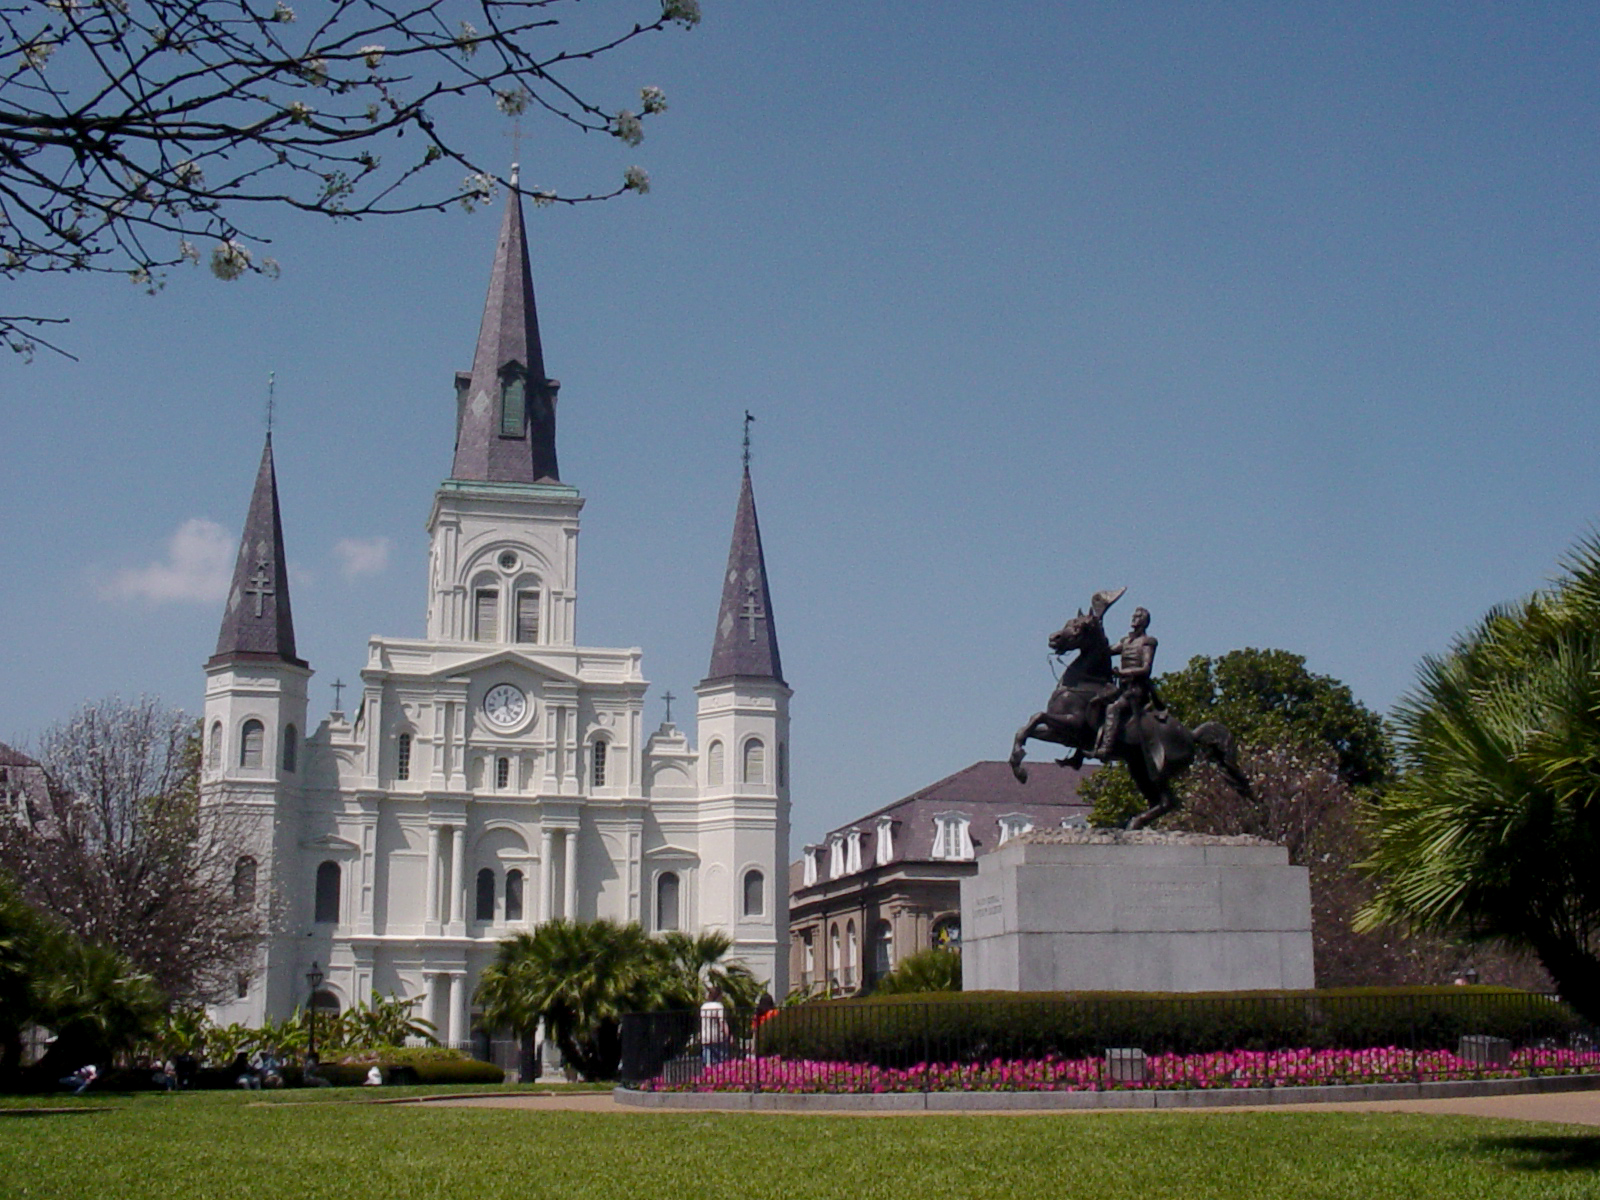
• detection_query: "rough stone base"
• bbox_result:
[960,835,1314,992]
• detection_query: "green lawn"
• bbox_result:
[3,1088,1599,1199]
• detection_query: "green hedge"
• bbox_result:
[755,987,1580,1065]
[320,1046,505,1086]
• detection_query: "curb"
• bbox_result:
[614,1072,1600,1113]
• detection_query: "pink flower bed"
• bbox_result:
[640,1045,1600,1094]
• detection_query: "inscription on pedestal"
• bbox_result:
[1113,878,1219,926]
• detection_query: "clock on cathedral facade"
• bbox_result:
[198,183,791,1057]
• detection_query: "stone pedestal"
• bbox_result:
[960,832,1314,992]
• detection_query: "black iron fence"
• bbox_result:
[618,991,1600,1094]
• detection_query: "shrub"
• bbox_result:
[754,987,1578,1066]
[871,949,961,995]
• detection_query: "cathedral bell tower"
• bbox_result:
[694,462,791,994]
[202,433,311,1023]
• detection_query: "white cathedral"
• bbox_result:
[201,182,791,1047]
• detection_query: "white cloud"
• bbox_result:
[334,536,390,581]
[103,518,234,603]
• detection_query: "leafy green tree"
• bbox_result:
[1359,537,1600,1021]
[29,934,164,1075]
[1085,648,1393,828]
[476,918,698,1081]
[871,948,962,995]
[0,872,57,1074]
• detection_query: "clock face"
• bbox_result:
[483,684,528,728]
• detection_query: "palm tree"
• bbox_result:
[475,919,676,1080]
[656,930,762,1012]
[1359,535,1600,1021]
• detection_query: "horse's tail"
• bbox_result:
[1193,721,1251,798]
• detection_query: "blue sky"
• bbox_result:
[4,3,1599,848]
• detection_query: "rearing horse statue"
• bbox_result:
[1008,587,1251,830]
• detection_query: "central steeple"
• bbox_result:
[451,171,561,484]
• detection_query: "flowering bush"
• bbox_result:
[641,1044,1600,1095]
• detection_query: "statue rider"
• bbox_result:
[1092,606,1157,760]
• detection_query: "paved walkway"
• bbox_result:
[416,1089,1600,1126]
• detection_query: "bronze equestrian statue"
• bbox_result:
[1008,588,1250,830]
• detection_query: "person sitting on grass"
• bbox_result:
[59,1064,98,1095]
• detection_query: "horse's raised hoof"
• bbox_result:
[1010,759,1029,784]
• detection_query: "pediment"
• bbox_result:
[428,648,582,685]
[301,833,360,853]
[643,844,699,863]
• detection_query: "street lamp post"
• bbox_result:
[305,962,324,1062]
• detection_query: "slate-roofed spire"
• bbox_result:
[209,435,305,668]
[450,169,560,484]
[704,467,784,684]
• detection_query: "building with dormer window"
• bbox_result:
[788,761,1091,995]
[201,178,791,1051]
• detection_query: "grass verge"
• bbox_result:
[3,1089,1600,1199]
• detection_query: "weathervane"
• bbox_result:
[743,409,754,470]
[504,119,524,188]
[266,371,276,436]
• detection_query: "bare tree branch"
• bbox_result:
[1,0,700,356]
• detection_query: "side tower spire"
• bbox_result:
[451,179,560,484]
[210,434,304,667]
[704,465,784,684]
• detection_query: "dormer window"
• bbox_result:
[845,828,863,874]
[802,845,819,887]
[499,367,526,437]
[828,834,845,879]
[997,813,1034,845]
[875,816,895,866]
[931,813,974,861]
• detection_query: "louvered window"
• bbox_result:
[707,741,724,786]
[474,589,499,641]
[743,739,765,785]
[500,375,525,437]
[240,720,264,768]
[515,591,540,643]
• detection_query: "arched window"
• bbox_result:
[208,721,222,769]
[282,724,298,773]
[396,733,412,781]
[591,740,607,788]
[742,869,764,918]
[932,916,961,949]
[742,738,765,785]
[239,719,264,768]
[656,871,680,932]
[233,856,257,908]
[872,920,894,978]
[845,921,858,987]
[314,861,340,924]
[505,869,524,922]
[707,741,724,787]
[310,989,341,1017]
[495,756,510,790]
[515,589,540,644]
[829,924,841,981]
[475,868,496,922]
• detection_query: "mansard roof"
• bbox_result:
[450,178,560,485]
[809,760,1095,868]
[704,468,784,685]
[209,435,305,669]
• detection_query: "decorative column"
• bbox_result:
[563,829,578,921]
[448,973,465,1047]
[539,828,554,922]
[449,824,466,925]
[425,826,442,926]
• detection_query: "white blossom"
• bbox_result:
[22,39,57,70]
[661,0,700,27]
[640,86,667,114]
[287,100,312,124]
[622,165,650,194]
[456,20,479,56]
[272,0,294,20]
[495,88,530,116]
[529,187,555,208]
[611,110,643,147]
[360,44,384,69]
[302,56,328,86]
[178,238,200,264]
[174,161,204,186]
[210,240,251,280]
[459,172,496,212]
